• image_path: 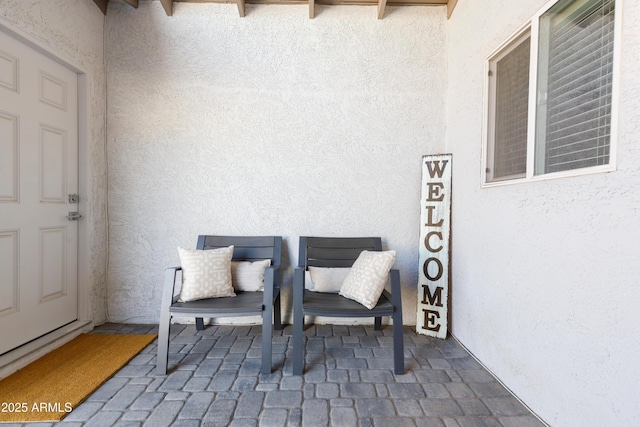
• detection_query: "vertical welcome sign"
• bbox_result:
[417,154,452,339]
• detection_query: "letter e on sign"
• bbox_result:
[416,154,452,339]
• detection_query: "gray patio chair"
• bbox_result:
[157,235,282,375]
[292,236,404,375]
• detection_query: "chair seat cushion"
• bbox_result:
[170,291,264,316]
[302,291,394,317]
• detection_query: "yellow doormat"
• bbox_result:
[0,333,157,423]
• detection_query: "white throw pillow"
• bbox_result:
[304,270,315,291]
[178,246,235,302]
[231,259,271,292]
[339,250,396,309]
[307,266,351,293]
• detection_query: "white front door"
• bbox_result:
[0,30,79,355]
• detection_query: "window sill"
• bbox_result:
[481,164,616,188]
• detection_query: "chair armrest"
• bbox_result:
[382,269,402,307]
[293,267,305,289]
[293,267,305,305]
[388,268,401,309]
[161,266,182,312]
[263,265,280,306]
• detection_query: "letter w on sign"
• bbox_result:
[417,154,452,339]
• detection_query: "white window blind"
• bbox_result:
[535,0,615,174]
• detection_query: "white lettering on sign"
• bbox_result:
[416,154,452,339]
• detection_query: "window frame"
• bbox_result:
[482,0,623,188]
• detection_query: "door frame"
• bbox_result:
[0,19,94,374]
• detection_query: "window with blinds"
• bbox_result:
[535,0,615,174]
[484,0,618,185]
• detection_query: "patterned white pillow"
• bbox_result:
[307,266,351,293]
[339,250,396,309]
[231,259,271,292]
[178,246,235,302]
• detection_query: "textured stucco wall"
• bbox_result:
[446,0,640,425]
[0,0,108,324]
[105,1,447,324]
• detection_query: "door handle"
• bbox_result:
[66,212,82,221]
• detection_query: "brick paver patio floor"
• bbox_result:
[7,323,546,426]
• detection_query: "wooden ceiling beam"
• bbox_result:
[160,0,174,16]
[94,0,140,14]
[377,0,387,19]
[94,0,449,17]
[237,0,246,17]
[447,0,457,18]
[93,0,108,15]
[176,0,446,4]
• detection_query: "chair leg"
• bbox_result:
[261,306,273,375]
[292,314,303,375]
[374,317,382,330]
[274,293,282,331]
[156,311,171,375]
[392,311,405,375]
[195,317,205,330]
[293,275,304,375]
